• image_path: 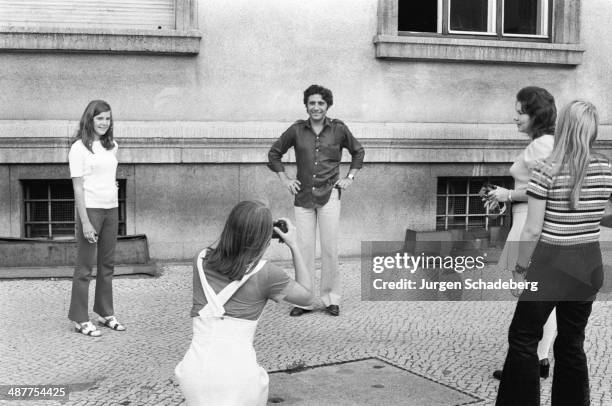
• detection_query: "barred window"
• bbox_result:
[436,177,512,231]
[23,179,126,239]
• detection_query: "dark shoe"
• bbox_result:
[325,305,340,316]
[539,359,550,379]
[492,369,502,380]
[289,307,312,317]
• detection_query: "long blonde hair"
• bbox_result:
[547,100,599,209]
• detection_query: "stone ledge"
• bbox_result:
[0,136,526,164]
[373,35,584,65]
[2,121,612,164]
[4,120,612,140]
[0,27,201,54]
[0,264,158,279]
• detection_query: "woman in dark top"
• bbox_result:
[496,100,612,406]
[175,200,313,406]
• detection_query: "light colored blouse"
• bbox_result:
[509,134,554,193]
[68,140,118,208]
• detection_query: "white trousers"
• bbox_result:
[500,203,557,359]
[294,188,341,307]
[175,316,268,406]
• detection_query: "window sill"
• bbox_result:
[0,26,201,55]
[373,35,584,65]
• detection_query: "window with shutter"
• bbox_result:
[0,1,175,30]
[0,0,200,54]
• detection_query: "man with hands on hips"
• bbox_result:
[268,84,364,317]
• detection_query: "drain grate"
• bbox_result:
[268,358,483,405]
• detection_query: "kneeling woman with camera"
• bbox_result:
[175,201,313,406]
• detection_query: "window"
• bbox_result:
[0,1,176,30]
[0,0,201,54]
[503,0,549,37]
[450,0,498,35]
[398,3,439,33]
[436,177,512,231]
[375,0,583,65]
[23,180,127,239]
[399,0,549,38]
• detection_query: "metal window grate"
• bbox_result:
[436,176,513,231]
[23,179,127,239]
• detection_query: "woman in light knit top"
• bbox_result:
[488,87,557,380]
[496,100,612,406]
[68,100,125,337]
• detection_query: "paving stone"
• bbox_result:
[0,260,610,405]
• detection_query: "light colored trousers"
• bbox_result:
[294,188,341,307]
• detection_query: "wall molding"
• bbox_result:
[2,120,612,164]
[373,35,584,65]
[0,27,201,55]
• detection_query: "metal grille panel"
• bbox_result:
[436,176,513,231]
[23,179,127,239]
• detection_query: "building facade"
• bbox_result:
[0,0,610,261]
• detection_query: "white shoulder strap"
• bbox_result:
[196,249,267,317]
[216,259,267,305]
[196,249,225,317]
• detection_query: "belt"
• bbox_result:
[312,176,339,189]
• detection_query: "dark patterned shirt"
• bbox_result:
[268,117,365,208]
[527,154,612,246]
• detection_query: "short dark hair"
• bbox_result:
[206,201,273,281]
[303,84,333,107]
[516,86,556,139]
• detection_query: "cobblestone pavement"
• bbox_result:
[1,259,610,406]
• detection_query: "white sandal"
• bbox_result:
[98,316,126,331]
[75,321,101,337]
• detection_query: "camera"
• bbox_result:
[272,219,288,241]
[479,182,497,199]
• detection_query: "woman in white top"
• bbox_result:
[488,87,557,379]
[175,201,314,405]
[68,100,125,337]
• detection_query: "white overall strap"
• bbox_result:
[196,249,227,317]
[196,249,267,317]
[215,259,267,305]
